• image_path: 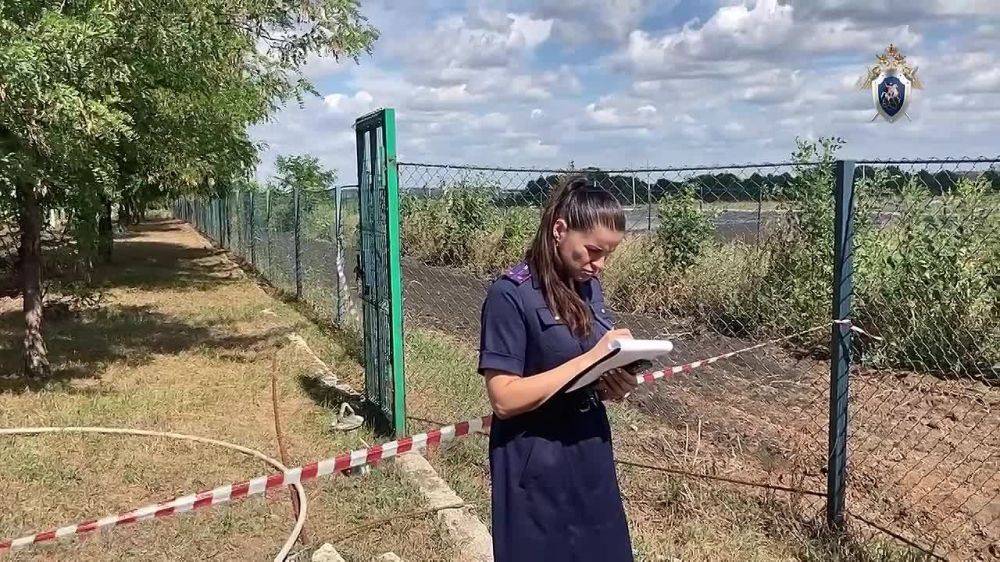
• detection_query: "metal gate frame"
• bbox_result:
[354,108,406,436]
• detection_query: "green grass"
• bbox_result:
[0,219,456,561]
[394,321,929,561]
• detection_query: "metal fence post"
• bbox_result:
[219,197,225,246]
[221,196,227,247]
[757,183,763,243]
[383,110,407,438]
[265,187,272,277]
[827,159,856,529]
[294,184,302,300]
[646,188,653,231]
[333,184,342,327]
[248,191,256,267]
[235,192,242,255]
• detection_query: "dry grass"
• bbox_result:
[397,324,931,561]
[0,219,455,561]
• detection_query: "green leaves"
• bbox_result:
[655,184,714,273]
[1,0,378,373]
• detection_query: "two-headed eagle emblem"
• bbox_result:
[856,44,924,122]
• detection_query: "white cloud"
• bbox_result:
[409,84,483,109]
[323,90,375,114]
[302,53,355,81]
[477,112,511,130]
[618,0,920,80]
[251,0,1000,179]
[793,0,1000,21]
[532,0,677,44]
[966,66,1000,92]
[723,121,745,134]
[509,13,554,49]
[399,12,552,70]
[583,95,663,130]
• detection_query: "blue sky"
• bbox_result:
[250,0,1000,184]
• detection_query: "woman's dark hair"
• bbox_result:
[525,174,625,338]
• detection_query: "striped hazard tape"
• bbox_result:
[0,416,490,552]
[1,321,851,553]
[638,323,835,385]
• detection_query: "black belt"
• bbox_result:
[538,385,601,416]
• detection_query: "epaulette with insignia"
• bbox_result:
[504,262,531,285]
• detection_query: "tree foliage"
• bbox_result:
[0,0,378,376]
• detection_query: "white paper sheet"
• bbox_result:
[563,338,674,393]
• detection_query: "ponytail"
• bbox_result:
[526,174,624,338]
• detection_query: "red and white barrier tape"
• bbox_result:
[0,416,490,552]
[638,322,838,385]
[2,320,856,553]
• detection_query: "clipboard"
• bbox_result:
[561,338,674,394]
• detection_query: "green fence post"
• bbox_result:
[217,197,223,246]
[265,187,272,279]
[646,186,652,231]
[249,191,256,267]
[827,159,856,529]
[333,185,342,327]
[294,184,302,300]
[384,108,407,437]
[354,108,407,437]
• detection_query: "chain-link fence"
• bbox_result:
[844,159,999,560]
[394,158,999,560]
[395,160,838,546]
[173,156,999,559]
[172,185,360,327]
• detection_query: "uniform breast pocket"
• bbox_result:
[590,301,615,331]
[535,307,581,360]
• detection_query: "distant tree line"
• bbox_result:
[449,165,1000,207]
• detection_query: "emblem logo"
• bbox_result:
[856,44,923,123]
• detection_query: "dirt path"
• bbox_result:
[0,219,455,561]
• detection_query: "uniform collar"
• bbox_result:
[527,261,542,290]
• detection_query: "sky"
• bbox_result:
[249,0,1000,184]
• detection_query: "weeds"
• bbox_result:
[399,139,1000,376]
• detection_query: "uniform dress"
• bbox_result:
[477,261,633,562]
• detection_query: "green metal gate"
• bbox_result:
[355,108,406,436]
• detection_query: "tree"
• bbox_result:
[1,0,377,377]
[268,153,337,230]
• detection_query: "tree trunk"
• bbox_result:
[17,178,50,378]
[119,194,133,225]
[99,197,113,263]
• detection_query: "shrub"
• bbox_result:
[468,206,537,276]
[400,191,457,265]
[854,176,1000,377]
[677,242,772,335]
[401,187,536,276]
[696,138,843,340]
[655,185,715,273]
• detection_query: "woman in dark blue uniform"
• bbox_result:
[478,175,639,562]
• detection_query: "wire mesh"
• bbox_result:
[298,188,336,315]
[170,155,999,558]
[172,186,360,330]
[844,159,999,560]
[394,161,844,534]
[264,189,297,296]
